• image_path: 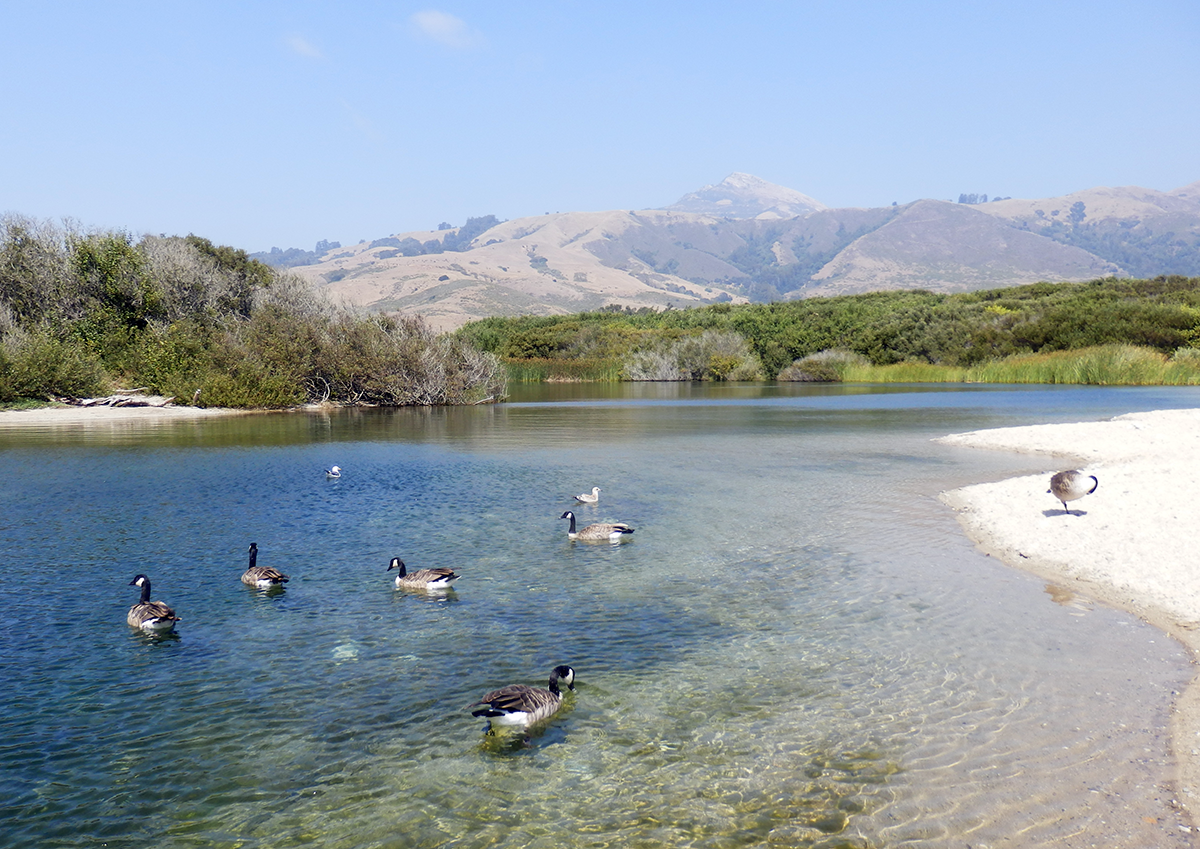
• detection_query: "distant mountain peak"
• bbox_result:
[666,173,826,220]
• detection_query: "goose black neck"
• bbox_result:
[248,543,257,568]
[566,513,576,534]
[139,581,152,604]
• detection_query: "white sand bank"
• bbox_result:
[937,407,1200,818]
[0,404,245,428]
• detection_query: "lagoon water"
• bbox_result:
[3,383,1200,848]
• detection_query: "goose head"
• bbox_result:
[387,557,407,578]
[550,664,576,692]
[129,573,152,603]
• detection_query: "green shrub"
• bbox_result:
[0,325,106,401]
[0,219,507,408]
[460,276,1200,380]
[778,349,869,382]
[624,330,761,381]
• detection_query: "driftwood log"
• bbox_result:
[68,389,176,408]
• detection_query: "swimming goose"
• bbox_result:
[574,486,601,504]
[468,665,576,731]
[559,510,634,541]
[326,465,341,479]
[1048,470,1099,515]
[127,574,180,632]
[241,542,290,587]
[387,557,459,590]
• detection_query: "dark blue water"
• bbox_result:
[2,383,1198,848]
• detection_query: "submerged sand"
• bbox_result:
[6,400,1199,829]
[937,407,1200,823]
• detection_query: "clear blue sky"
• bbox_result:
[2,1,1197,253]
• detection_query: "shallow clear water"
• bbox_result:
[3,383,1199,848]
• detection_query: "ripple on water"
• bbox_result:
[1,387,1197,848]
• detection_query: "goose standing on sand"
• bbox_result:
[326,465,341,479]
[468,665,576,732]
[1048,470,1099,515]
[387,557,459,590]
[574,486,601,504]
[241,542,290,588]
[127,574,180,632]
[559,510,635,541]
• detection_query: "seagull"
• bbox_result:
[574,486,601,504]
[325,465,341,479]
[1048,470,1098,515]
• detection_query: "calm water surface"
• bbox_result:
[3,383,1200,848]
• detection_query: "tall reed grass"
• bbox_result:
[503,358,624,382]
[842,345,1200,385]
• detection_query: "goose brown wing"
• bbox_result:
[471,684,554,714]
[580,522,635,538]
[411,567,458,582]
[246,566,290,583]
[131,600,178,623]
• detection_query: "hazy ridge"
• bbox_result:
[267,174,1200,330]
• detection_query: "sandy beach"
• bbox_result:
[0,404,248,429]
[938,407,1200,824]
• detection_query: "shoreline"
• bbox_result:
[937,407,1200,824]
[0,404,248,427]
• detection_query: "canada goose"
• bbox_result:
[574,486,601,504]
[241,542,290,587]
[559,510,634,541]
[1049,470,1099,515]
[468,665,576,731]
[387,556,459,590]
[326,465,341,479]
[127,574,180,632]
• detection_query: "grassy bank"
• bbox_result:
[843,345,1200,385]
[503,357,623,383]
[463,276,1200,382]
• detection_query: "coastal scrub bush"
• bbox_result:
[778,349,869,382]
[314,314,505,405]
[0,324,106,401]
[624,330,761,381]
[461,276,1200,382]
[0,216,507,407]
[0,215,73,323]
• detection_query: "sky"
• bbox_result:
[2,1,1197,254]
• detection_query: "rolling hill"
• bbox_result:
[270,174,1200,330]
